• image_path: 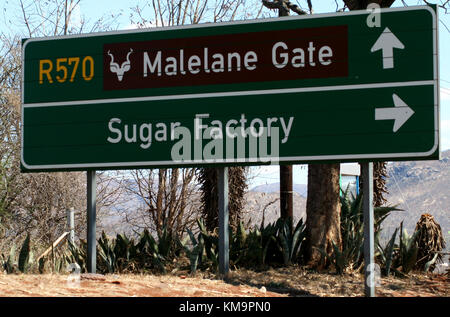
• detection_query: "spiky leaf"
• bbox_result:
[18,234,31,273]
[384,228,398,276]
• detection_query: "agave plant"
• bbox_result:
[182,228,205,274]
[18,234,33,273]
[232,219,279,268]
[319,190,402,274]
[316,238,362,275]
[48,224,185,275]
[0,234,35,274]
[1,243,16,273]
[136,229,167,273]
[238,226,262,266]
[277,218,306,265]
[376,227,398,276]
[398,223,420,274]
[97,231,117,273]
[114,233,136,262]
[230,222,247,266]
[155,220,179,260]
[198,219,219,269]
[38,257,46,274]
[64,239,87,273]
[414,214,446,272]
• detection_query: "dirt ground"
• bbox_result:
[0,267,448,297]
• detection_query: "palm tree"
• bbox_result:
[304,0,393,269]
[197,167,247,233]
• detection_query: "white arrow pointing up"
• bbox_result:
[375,94,414,132]
[371,27,405,69]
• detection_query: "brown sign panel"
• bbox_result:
[103,25,348,90]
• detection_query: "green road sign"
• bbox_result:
[22,5,439,171]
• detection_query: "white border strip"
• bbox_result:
[21,5,437,106]
[23,80,435,108]
[21,79,440,170]
[21,5,439,170]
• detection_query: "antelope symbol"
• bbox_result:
[107,48,133,81]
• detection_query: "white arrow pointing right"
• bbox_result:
[375,94,414,132]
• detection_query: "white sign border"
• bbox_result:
[21,5,439,170]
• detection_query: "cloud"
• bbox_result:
[442,119,450,129]
[124,23,143,30]
[441,87,450,101]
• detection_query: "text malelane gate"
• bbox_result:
[22,6,438,171]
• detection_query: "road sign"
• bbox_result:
[22,5,439,171]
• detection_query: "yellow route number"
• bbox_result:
[39,56,94,84]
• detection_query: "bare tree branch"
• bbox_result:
[262,0,307,15]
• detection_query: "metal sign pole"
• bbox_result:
[87,170,97,274]
[218,167,229,276]
[361,162,375,297]
[67,207,75,245]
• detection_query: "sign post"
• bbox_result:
[86,170,97,274]
[67,207,75,245]
[218,167,229,276]
[361,162,375,297]
[21,5,440,293]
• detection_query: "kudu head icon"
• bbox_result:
[107,48,133,82]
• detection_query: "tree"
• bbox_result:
[129,0,266,27]
[259,0,340,269]
[304,0,396,269]
[0,0,121,253]
[372,162,388,207]
[122,1,263,235]
[197,167,247,232]
[261,0,342,269]
[304,163,342,268]
[302,0,449,269]
[0,36,87,249]
[261,0,407,269]
[343,0,393,10]
[262,0,306,232]
[119,168,199,237]
[128,0,263,235]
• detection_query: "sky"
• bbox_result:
[1,0,449,186]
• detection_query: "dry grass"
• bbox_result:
[0,267,448,297]
[226,266,449,297]
[0,272,280,297]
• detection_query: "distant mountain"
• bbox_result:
[243,191,306,228]
[383,149,450,247]
[101,151,449,253]
[250,182,308,197]
[245,151,449,250]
